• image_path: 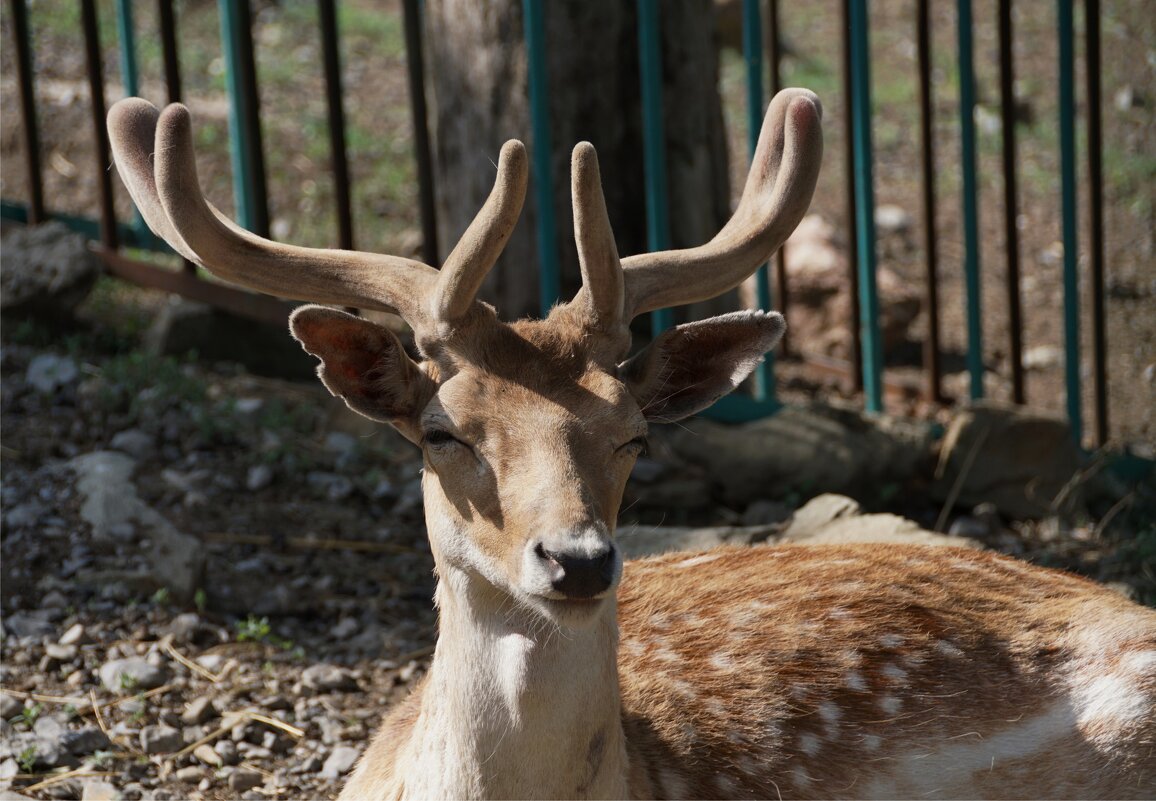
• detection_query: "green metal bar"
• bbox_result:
[114,0,139,97]
[743,0,776,405]
[1058,0,1082,442]
[848,0,882,413]
[957,0,984,399]
[0,201,162,251]
[522,0,560,315]
[114,0,148,239]
[636,0,673,336]
[218,0,266,234]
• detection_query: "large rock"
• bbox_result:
[618,494,979,559]
[930,402,1084,519]
[0,222,99,324]
[777,494,981,549]
[777,214,922,357]
[145,299,313,380]
[70,451,205,603]
[660,405,935,509]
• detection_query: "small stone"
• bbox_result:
[26,354,79,394]
[45,643,78,662]
[331,617,359,640]
[40,590,68,609]
[3,610,56,638]
[99,658,169,693]
[174,766,204,783]
[193,744,223,768]
[321,745,361,779]
[301,663,359,693]
[60,728,110,758]
[398,660,421,683]
[246,464,274,492]
[1022,344,1063,371]
[228,768,265,792]
[168,613,203,644]
[214,738,238,765]
[181,696,218,726]
[3,502,43,529]
[110,429,155,461]
[140,724,182,754]
[875,203,913,235]
[59,623,90,646]
[1,758,20,780]
[80,779,121,800]
[0,693,24,720]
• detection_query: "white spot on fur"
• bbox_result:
[1121,649,1156,677]
[649,613,671,630]
[818,701,842,737]
[936,639,965,659]
[673,552,724,569]
[653,647,681,664]
[705,699,727,718]
[862,733,882,750]
[668,678,698,700]
[716,774,742,798]
[882,663,909,684]
[880,633,904,648]
[711,652,736,673]
[1075,674,1150,729]
[658,767,690,798]
[732,608,761,628]
[621,638,644,658]
[845,670,867,692]
[829,607,853,621]
[798,733,822,756]
[879,696,902,716]
[792,765,812,788]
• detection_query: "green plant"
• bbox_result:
[17,746,37,774]
[151,587,171,606]
[194,588,208,615]
[235,614,273,643]
[119,673,140,693]
[20,703,42,728]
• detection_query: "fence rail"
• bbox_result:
[1,0,1114,443]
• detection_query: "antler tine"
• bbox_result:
[108,98,439,324]
[620,88,823,319]
[431,140,528,325]
[569,142,625,332]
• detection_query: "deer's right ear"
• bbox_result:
[290,306,435,439]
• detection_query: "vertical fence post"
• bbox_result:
[81,0,118,250]
[218,0,269,236]
[916,0,943,403]
[637,0,674,336]
[998,0,1025,404]
[318,0,354,250]
[839,0,863,393]
[157,0,183,102]
[114,0,149,241]
[402,0,439,267]
[742,0,775,404]
[1085,0,1107,446]
[522,0,560,315]
[765,0,789,358]
[957,0,984,399]
[9,0,45,224]
[847,0,882,413]
[1057,0,1082,443]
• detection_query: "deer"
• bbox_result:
[107,88,1156,800]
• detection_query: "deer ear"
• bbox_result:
[619,310,785,423]
[290,306,435,438]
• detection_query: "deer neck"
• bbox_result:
[399,566,629,799]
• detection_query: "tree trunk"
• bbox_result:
[424,0,730,323]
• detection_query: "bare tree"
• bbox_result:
[423,0,730,320]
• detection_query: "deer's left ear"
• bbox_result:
[290,305,435,442]
[619,310,785,423]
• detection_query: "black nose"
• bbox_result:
[537,542,617,599]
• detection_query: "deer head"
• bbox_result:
[107,89,822,628]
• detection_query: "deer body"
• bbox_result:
[341,540,1156,800]
[106,89,1156,800]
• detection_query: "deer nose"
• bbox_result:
[535,541,618,599]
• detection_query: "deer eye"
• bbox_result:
[618,435,649,456]
[422,429,463,449]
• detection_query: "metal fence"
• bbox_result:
[1,0,1112,443]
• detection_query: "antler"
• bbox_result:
[564,88,823,324]
[107,98,527,334]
